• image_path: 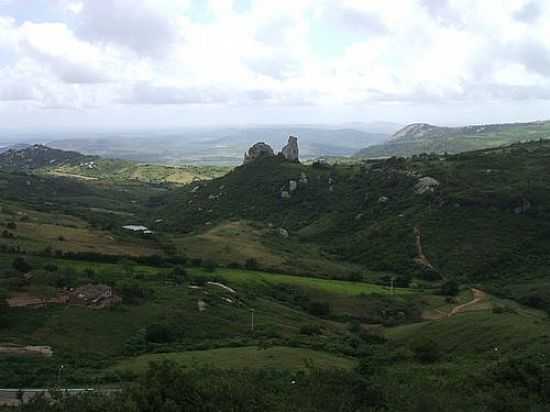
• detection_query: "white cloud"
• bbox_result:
[0,0,549,126]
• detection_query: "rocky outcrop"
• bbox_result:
[280,136,299,162]
[243,142,275,163]
[415,177,440,194]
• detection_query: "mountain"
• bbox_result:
[47,126,390,165]
[355,120,550,158]
[156,138,550,308]
[0,144,229,184]
[0,144,92,171]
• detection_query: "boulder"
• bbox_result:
[280,136,299,162]
[289,180,297,192]
[281,190,291,199]
[277,228,289,238]
[244,142,275,163]
[415,177,440,194]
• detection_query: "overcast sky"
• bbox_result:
[0,0,549,130]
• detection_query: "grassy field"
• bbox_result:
[46,160,230,185]
[113,346,355,373]
[0,201,162,256]
[172,221,365,279]
[386,309,550,357]
[191,267,412,296]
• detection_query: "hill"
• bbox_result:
[0,144,92,172]
[47,126,390,165]
[355,120,550,158]
[0,144,229,185]
[156,139,550,311]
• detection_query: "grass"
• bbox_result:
[386,310,550,357]
[191,267,412,296]
[112,346,355,373]
[172,221,365,279]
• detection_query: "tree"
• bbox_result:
[308,301,331,317]
[12,257,31,273]
[413,338,441,363]
[441,280,459,296]
[244,258,259,270]
[145,324,175,343]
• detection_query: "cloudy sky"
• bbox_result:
[0,0,549,130]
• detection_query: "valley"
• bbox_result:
[1,136,550,411]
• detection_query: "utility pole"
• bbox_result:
[250,309,255,332]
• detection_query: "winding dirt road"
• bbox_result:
[447,288,488,318]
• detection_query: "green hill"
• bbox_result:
[355,120,550,158]
[157,140,550,310]
[0,144,230,185]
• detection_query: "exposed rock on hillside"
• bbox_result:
[0,144,91,171]
[243,142,275,163]
[243,137,300,164]
[280,136,299,161]
[415,177,440,194]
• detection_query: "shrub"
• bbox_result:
[308,301,331,317]
[441,280,459,296]
[347,272,362,282]
[12,257,31,273]
[118,282,153,305]
[43,263,58,272]
[412,338,441,363]
[202,259,217,273]
[244,258,259,270]
[145,324,175,343]
[300,324,322,336]
[6,222,16,230]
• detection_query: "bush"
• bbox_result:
[12,257,31,273]
[441,280,459,296]
[202,259,217,273]
[299,324,322,336]
[346,272,362,282]
[308,301,331,317]
[412,338,441,363]
[492,305,516,314]
[118,282,153,305]
[244,258,259,270]
[6,222,16,230]
[43,263,58,272]
[145,324,175,343]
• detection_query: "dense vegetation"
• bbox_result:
[2,138,550,410]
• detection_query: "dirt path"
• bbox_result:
[447,288,488,317]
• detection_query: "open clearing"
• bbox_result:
[113,346,355,373]
[192,267,412,296]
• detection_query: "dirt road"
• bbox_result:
[447,288,488,317]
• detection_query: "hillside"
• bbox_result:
[48,126,390,165]
[0,144,92,171]
[0,145,229,185]
[157,140,550,311]
[2,139,550,411]
[355,120,550,158]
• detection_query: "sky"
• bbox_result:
[0,0,549,130]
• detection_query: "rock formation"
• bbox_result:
[415,177,440,194]
[280,136,299,162]
[243,142,275,163]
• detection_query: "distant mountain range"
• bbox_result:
[0,144,228,184]
[355,120,550,158]
[46,126,393,165]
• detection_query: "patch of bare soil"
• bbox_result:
[0,344,53,357]
[6,293,67,308]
